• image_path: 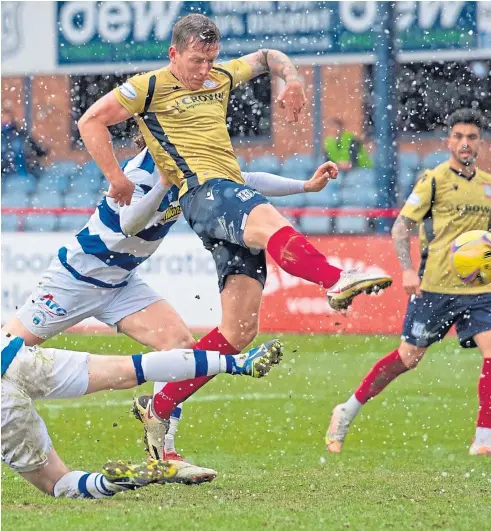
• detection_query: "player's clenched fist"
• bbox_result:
[106,175,135,206]
[277,80,307,123]
[304,161,339,193]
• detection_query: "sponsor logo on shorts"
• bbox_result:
[37,294,67,317]
[411,321,439,340]
[236,189,258,202]
[119,82,137,100]
[32,310,46,327]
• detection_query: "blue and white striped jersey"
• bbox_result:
[58,148,181,288]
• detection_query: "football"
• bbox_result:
[450,230,491,285]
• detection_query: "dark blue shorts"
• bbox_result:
[401,291,491,349]
[180,179,270,292]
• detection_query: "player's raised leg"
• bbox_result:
[87,338,283,394]
[243,203,392,310]
[470,330,491,456]
[326,341,425,453]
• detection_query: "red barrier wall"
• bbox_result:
[260,235,421,335]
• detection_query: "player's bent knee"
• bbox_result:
[245,203,293,249]
[398,342,426,369]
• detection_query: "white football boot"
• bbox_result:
[469,438,491,456]
[325,404,355,453]
[132,395,217,484]
[327,269,393,311]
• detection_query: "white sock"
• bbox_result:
[164,404,182,454]
[474,427,491,446]
[138,349,221,383]
[343,394,363,418]
[53,471,120,499]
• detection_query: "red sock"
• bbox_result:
[267,226,342,289]
[355,349,409,404]
[477,358,491,428]
[152,328,239,420]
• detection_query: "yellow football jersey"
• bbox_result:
[114,59,253,196]
[401,162,491,294]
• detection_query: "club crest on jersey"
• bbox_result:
[203,80,218,89]
[169,100,185,114]
[37,294,67,317]
[484,184,491,199]
[32,311,46,327]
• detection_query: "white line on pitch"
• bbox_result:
[39,392,302,411]
[39,391,466,412]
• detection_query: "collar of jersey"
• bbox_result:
[449,166,476,181]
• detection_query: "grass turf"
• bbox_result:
[2,333,490,530]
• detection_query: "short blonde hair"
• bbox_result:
[171,14,220,52]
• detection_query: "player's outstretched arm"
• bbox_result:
[119,175,169,236]
[242,49,306,123]
[242,162,338,197]
[78,92,135,206]
[391,214,421,296]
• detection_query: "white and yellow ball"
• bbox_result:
[450,230,491,286]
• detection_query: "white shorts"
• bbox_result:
[16,257,163,340]
[1,344,90,472]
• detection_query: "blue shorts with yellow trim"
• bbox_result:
[180,179,270,292]
[401,291,491,349]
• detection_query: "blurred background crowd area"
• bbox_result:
[2,1,490,234]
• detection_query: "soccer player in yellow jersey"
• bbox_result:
[78,14,391,465]
[326,109,491,456]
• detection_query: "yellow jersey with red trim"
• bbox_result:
[113,59,253,196]
[400,162,491,294]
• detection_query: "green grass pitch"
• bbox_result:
[2,333,490,530]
